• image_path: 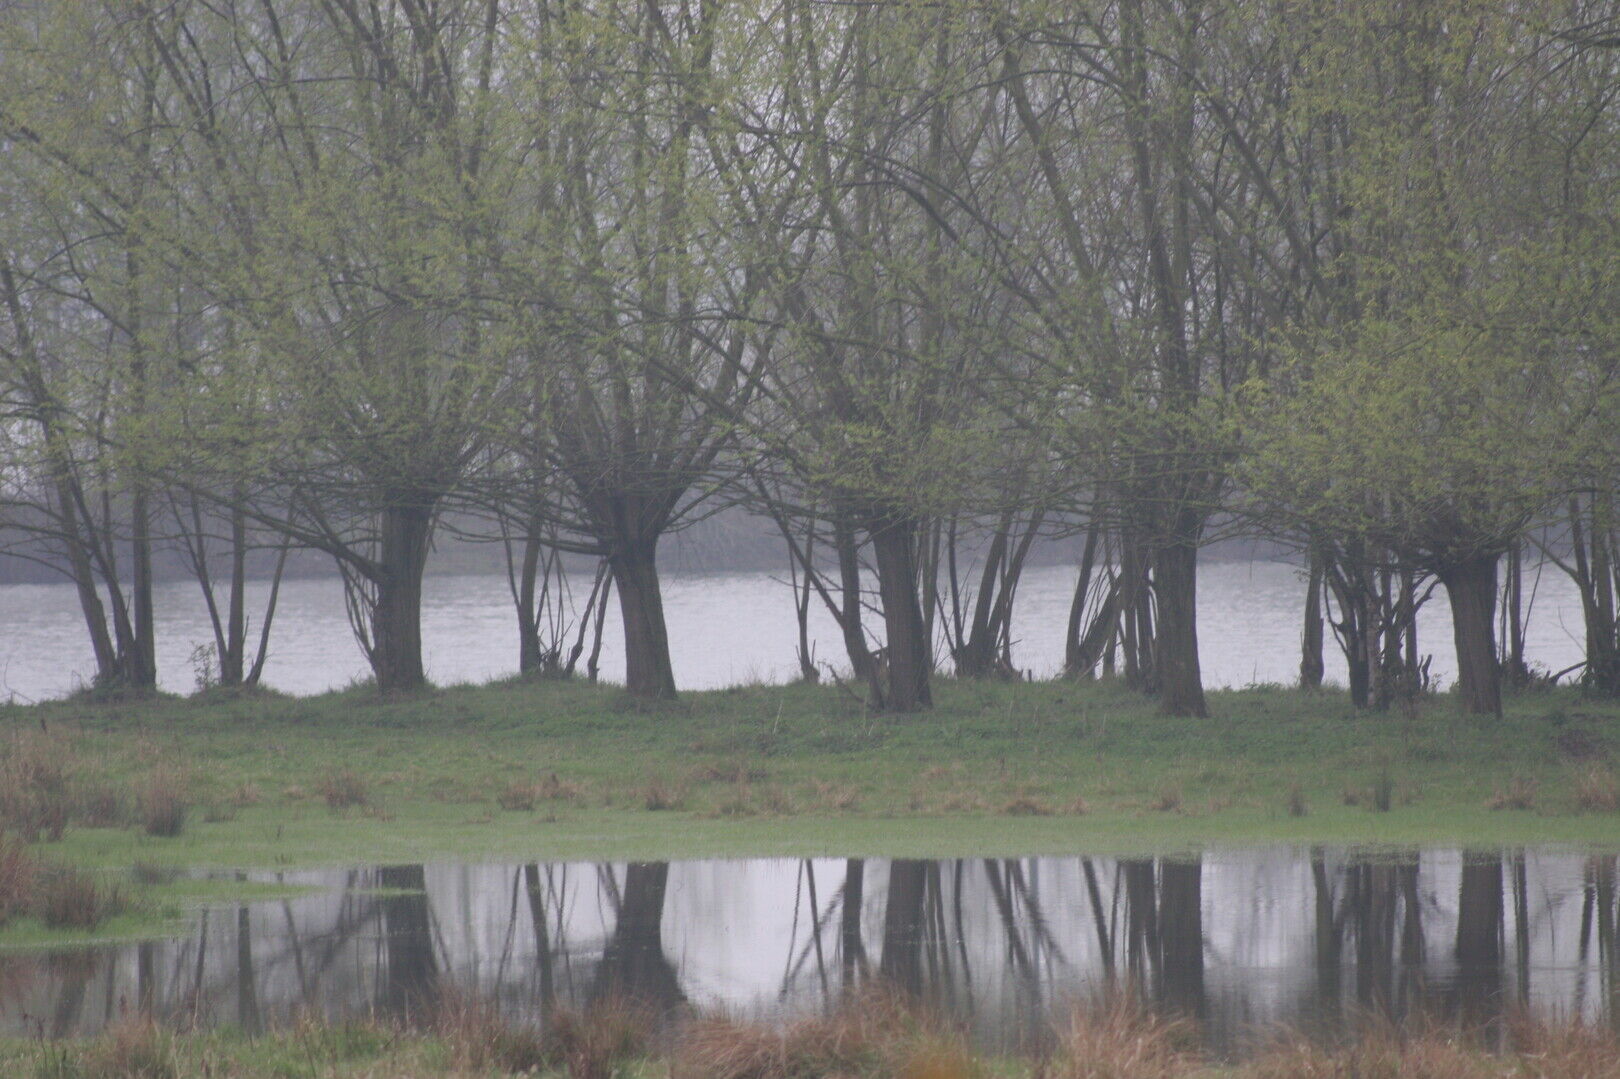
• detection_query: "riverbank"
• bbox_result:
[0,676,1612,877]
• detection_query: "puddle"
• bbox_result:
[3,847,1615,1055]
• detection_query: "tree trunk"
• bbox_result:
[870,514,932,712]
[1300,549,1325,689]
[369,502,432,692]
[126,487,157,688]
[1152,540,1207,717]
[516,528,545,674]
[1438,552,1502,717]
[609,534,677,700]
[832,510,880,700]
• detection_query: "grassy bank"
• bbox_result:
[0,675,1612,879]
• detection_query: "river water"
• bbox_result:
[0,560,1590,702]
[1,848,1614,1055]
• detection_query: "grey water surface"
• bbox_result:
[3,848,1615,1056]
[0,561,1590,702]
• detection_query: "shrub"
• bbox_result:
[316,769,369,811]
[138,773,188,838]
[36,866,127,930]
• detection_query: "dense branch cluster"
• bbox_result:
[0,0,1616,716]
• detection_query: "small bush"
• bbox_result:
[1573,763,1620,812]
[316,768,369,811]
[36,867,128,930]
[1487,775,1537,811]
[138,774,188,838]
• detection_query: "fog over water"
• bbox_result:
[0,559,1587,703]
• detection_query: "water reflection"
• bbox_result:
[2,848,1615,1055]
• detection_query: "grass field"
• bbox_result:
[0,674,1613,879]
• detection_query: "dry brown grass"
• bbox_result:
[695,758,769,785]
[75,1016,177,1079]
[643,777,688,811]
[496,780,539,811]
[315,768,369,811]
[1046,992,1196,1079]
[138,771,189,837]
[0,836,39,926]
[1148,785,1182,813]
[437,990,652,1079]
[35,865,128,930]
[1244,1018,1620,1079]
[1002,795,1053,817]
[812,780,860,811]
[0,731,73,842]
[227,782,263,808]
[759,786,795,815]
[673,987,956,1079]
[1573,762,1620,812]
[538,772,583,802]
[1486,775,1537,811]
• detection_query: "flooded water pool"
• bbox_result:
[3,847,1615,1056]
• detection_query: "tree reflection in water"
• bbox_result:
[0,849,1613,1057]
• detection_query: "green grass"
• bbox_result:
[0,675,1613,879]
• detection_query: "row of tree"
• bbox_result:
[0,0,1616,717]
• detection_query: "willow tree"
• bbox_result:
[740,0,1025,712]
[497,0,781,700]
[124,0,515,691]
[1242,0,1617,716]
[0,3,201,690]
